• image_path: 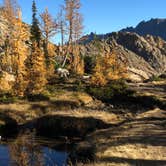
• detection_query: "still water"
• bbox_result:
[0,131,71,166]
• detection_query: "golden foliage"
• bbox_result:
[40,8,57,40]
[65,0,83,43]
[26,42,47,95]
[40,8,57,75]
[90,56,107,86]
[12,9,29,96]
[45,43,56,77]
[69,45,84,75]
[1,2,29,96]
[91,51,127,86]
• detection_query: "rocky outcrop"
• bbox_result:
[110,32,166,73]
[0,10,30,44]
[81,32,166,82]
[0,71,15,91]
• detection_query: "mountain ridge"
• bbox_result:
[121,18,166,40]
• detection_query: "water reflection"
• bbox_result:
[9,131,44,166]
[0,130,69,166]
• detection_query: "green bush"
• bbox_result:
[87,80,134,103]
[47,85,57,94]
[75,80,85,92]
[149,75,163,82]
[0,93,17,103]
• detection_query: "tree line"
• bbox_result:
[0,0,84,96]
[0,0,127,97]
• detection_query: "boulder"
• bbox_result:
[0,71,15,91]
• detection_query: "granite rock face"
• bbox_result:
[80,32,166,82]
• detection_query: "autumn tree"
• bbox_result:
[65,0,83,44]
[70,45,84,75]
[25,0,47,95]
[31,0,41,47]
[57,5,67,48]
[40,7,57,66]
[2,0,18,25]
[73,12,83,42]
[12,8,29,96]
[26,42,47,95]
[91,56,107,86]
[1,1,29,96]
[2,0,19,73]
[91,50,127,86]
[61,0,84,75]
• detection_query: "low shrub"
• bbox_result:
[149,75,165,82]
[87,80,134,103]
[0,93,17,103]
[75,80,86,92]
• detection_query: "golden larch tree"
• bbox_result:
[57,5,67,47]
[65,0,82,44]
[40,8,57,66]
[26,42,47,95]
[12,8,29,96]
[91,50,127,86]
[73,12,83,42]
[71,45,84,75]
[2,0,19,73]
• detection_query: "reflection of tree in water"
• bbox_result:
[9,130,44,166]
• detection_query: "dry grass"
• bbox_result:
[96,144,166,160]
[50,90,93,105]
[152,80,166,85]
[0,102,121,125]
[0,89,122,125]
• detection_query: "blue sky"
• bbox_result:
[0,0,166,35]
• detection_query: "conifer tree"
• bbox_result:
[57,5,67,48]
[62,0,84,73]
[31,0,41,47]
[13,9,29,96]
[91,50,127,86]
[65,0,83,44]
[71,45,84,75]
[2,0,18,73]
[40,7,57,66]
[26,42,47,95]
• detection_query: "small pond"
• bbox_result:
[0,131,74,166]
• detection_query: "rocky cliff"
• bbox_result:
[81,32,166,82]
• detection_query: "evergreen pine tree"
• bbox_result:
[31,0,41,47]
